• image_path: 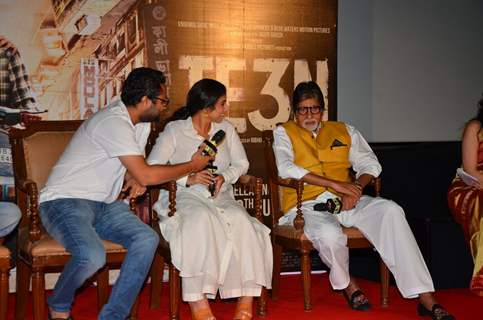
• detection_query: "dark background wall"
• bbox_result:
[349,142,473,289]
[338,0,483,142]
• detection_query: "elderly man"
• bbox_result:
[272,81,454,320]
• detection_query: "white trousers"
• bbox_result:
[279,193,435,298]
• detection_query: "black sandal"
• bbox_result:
[417,303,455,320]
[343,289,371,311]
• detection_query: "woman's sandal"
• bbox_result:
[233,301,253,320]
[342,289,371,311]
[48,312,73,320]
[417,303,455,320]
[48,315,73,320]
[191,307,216,320]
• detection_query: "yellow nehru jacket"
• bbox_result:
[281,120,352,213]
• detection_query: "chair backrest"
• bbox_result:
[10,121,83,224]
[262,130,284,228]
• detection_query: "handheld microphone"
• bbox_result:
[201,130,226,196]
[313,198,343,214]
[202,130,226,157]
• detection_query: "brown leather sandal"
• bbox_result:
[233,301,253,320]
[191,307,216,320]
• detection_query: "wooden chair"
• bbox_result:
[148,176,268,320]
[262,130,390,311]
[9,121,142,320]
[0,238,10,320]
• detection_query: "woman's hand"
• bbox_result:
[212,175,225,198]
[187,170,213,187]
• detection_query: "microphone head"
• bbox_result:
[211,130,226,146]
[202,129,226,157]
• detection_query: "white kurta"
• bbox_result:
[147,118,272,301]
[273,124,434,298]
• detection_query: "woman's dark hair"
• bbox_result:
[121,67,166,106]
[474,94,483,124]
[170,79,226,121]
[292,81,325,113]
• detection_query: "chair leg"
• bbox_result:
[15,259,31,320]
[0,268,8,320]
[271,243,283,300]
[169,264,180,320]
[300,250,312,311]
[32,267,46,320]
[149,253,164,309]
[379,258,390,307]
[257,287,268,317]
[96,266,109,311]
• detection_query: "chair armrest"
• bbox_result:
[16,178,42,241]
[147,181,177,228]
[17,178,37,194]
[271,177,305,230]
[236,174,261,188]
[275,177,305,191]
[370,176,381,197]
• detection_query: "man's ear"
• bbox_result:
[138,96,151,110]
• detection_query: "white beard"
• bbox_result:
[301,120,319,132]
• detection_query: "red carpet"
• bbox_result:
[7,274,480,319]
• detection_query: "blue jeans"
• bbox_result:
[0,202,21,237]
[40,198,159,320]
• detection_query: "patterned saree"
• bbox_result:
[448,142,483,296]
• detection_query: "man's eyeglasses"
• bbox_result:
[296,106,322,115]
[153,97,170,106]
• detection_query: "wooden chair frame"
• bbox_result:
[10,121,143,320]
[262,130,390,311]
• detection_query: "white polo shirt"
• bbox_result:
[39,99,151,204]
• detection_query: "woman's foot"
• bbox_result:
[189,299,216,320]
[234,296,253,320]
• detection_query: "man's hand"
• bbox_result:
[341,194,359,211]
[122,177,146,199]
[20,112,42,126]
[190,146,213,172]
[330,181,362,198]
[212,175,225,198]
[187,170,213,187]
[0,36,18,54]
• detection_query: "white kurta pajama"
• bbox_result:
[147,118,272,301]
[273,124,434,298]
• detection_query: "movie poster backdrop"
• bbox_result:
[0,0,336,271]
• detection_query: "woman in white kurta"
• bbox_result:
[147,79,272,320]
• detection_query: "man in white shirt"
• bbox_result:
[39,68,212,320]
[273,81,454,320]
